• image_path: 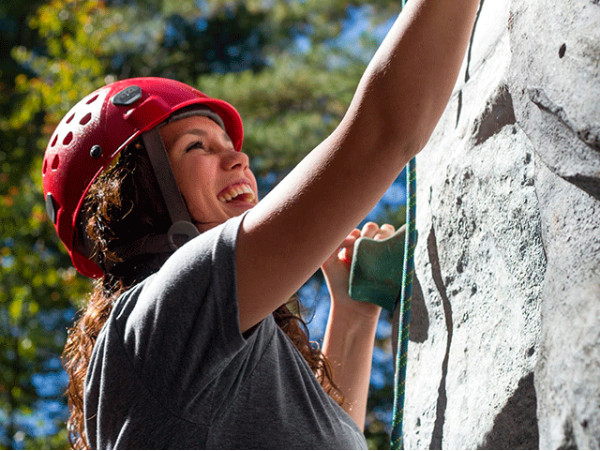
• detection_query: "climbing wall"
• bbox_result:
[404,0,600,448]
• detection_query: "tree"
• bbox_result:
[1,1,117,447]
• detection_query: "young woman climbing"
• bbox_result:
[42,0,480,448]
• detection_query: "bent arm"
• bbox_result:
[320,223,393,428]
[236,0,480,332]
[322,303,379,431]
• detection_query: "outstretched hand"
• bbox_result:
[321,222,395,319]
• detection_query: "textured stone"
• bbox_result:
[509,0,600,200]
[402,0,600,448]
[532,162,600,450]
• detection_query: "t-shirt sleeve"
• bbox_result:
[113,213,255,419]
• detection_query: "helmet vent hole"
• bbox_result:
[63,132,73,146]
[66,113,75,124]
[86,94,99,105]
[80,113,92,125]
[43,159,48,174]
[51,154,60,170]
[51,134,58,147]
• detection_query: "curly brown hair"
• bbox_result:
[61,141,342,449]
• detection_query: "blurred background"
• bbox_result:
[0,0,407,448]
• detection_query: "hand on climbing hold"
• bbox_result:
[322,222,395,318]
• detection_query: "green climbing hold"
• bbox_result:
[348,224,407,312]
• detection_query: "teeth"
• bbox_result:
[218,183,255,203]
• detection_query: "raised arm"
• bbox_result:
[236,0,480,332]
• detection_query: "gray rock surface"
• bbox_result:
[403,0,600,448]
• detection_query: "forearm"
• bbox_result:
[322,301,380,431]
[345,0,481,153]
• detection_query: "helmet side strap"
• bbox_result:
[141,128,199,247]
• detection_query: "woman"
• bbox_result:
[43,0,480,448]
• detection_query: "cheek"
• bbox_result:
[172,165,195,197]
[176,158,217,203]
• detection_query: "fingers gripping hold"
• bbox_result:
[361,222,379,238]
[348,224,407,312]
[339,224,394,266]
[375,223,395,240]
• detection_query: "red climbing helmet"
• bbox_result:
[42,77,244,278]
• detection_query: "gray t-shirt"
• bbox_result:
[84,214,368,449]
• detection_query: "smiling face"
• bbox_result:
[159,115,258,233]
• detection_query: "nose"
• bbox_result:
[222,149,250,171]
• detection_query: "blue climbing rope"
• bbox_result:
[390,155,416,449]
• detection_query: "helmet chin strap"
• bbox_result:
[141,127,200,249]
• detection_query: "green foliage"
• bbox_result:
[1,0,404,448]
[198,49,365,175]
[0,168,90,449]
[1,0,114,447]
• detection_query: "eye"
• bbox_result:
[185,140,206,152]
